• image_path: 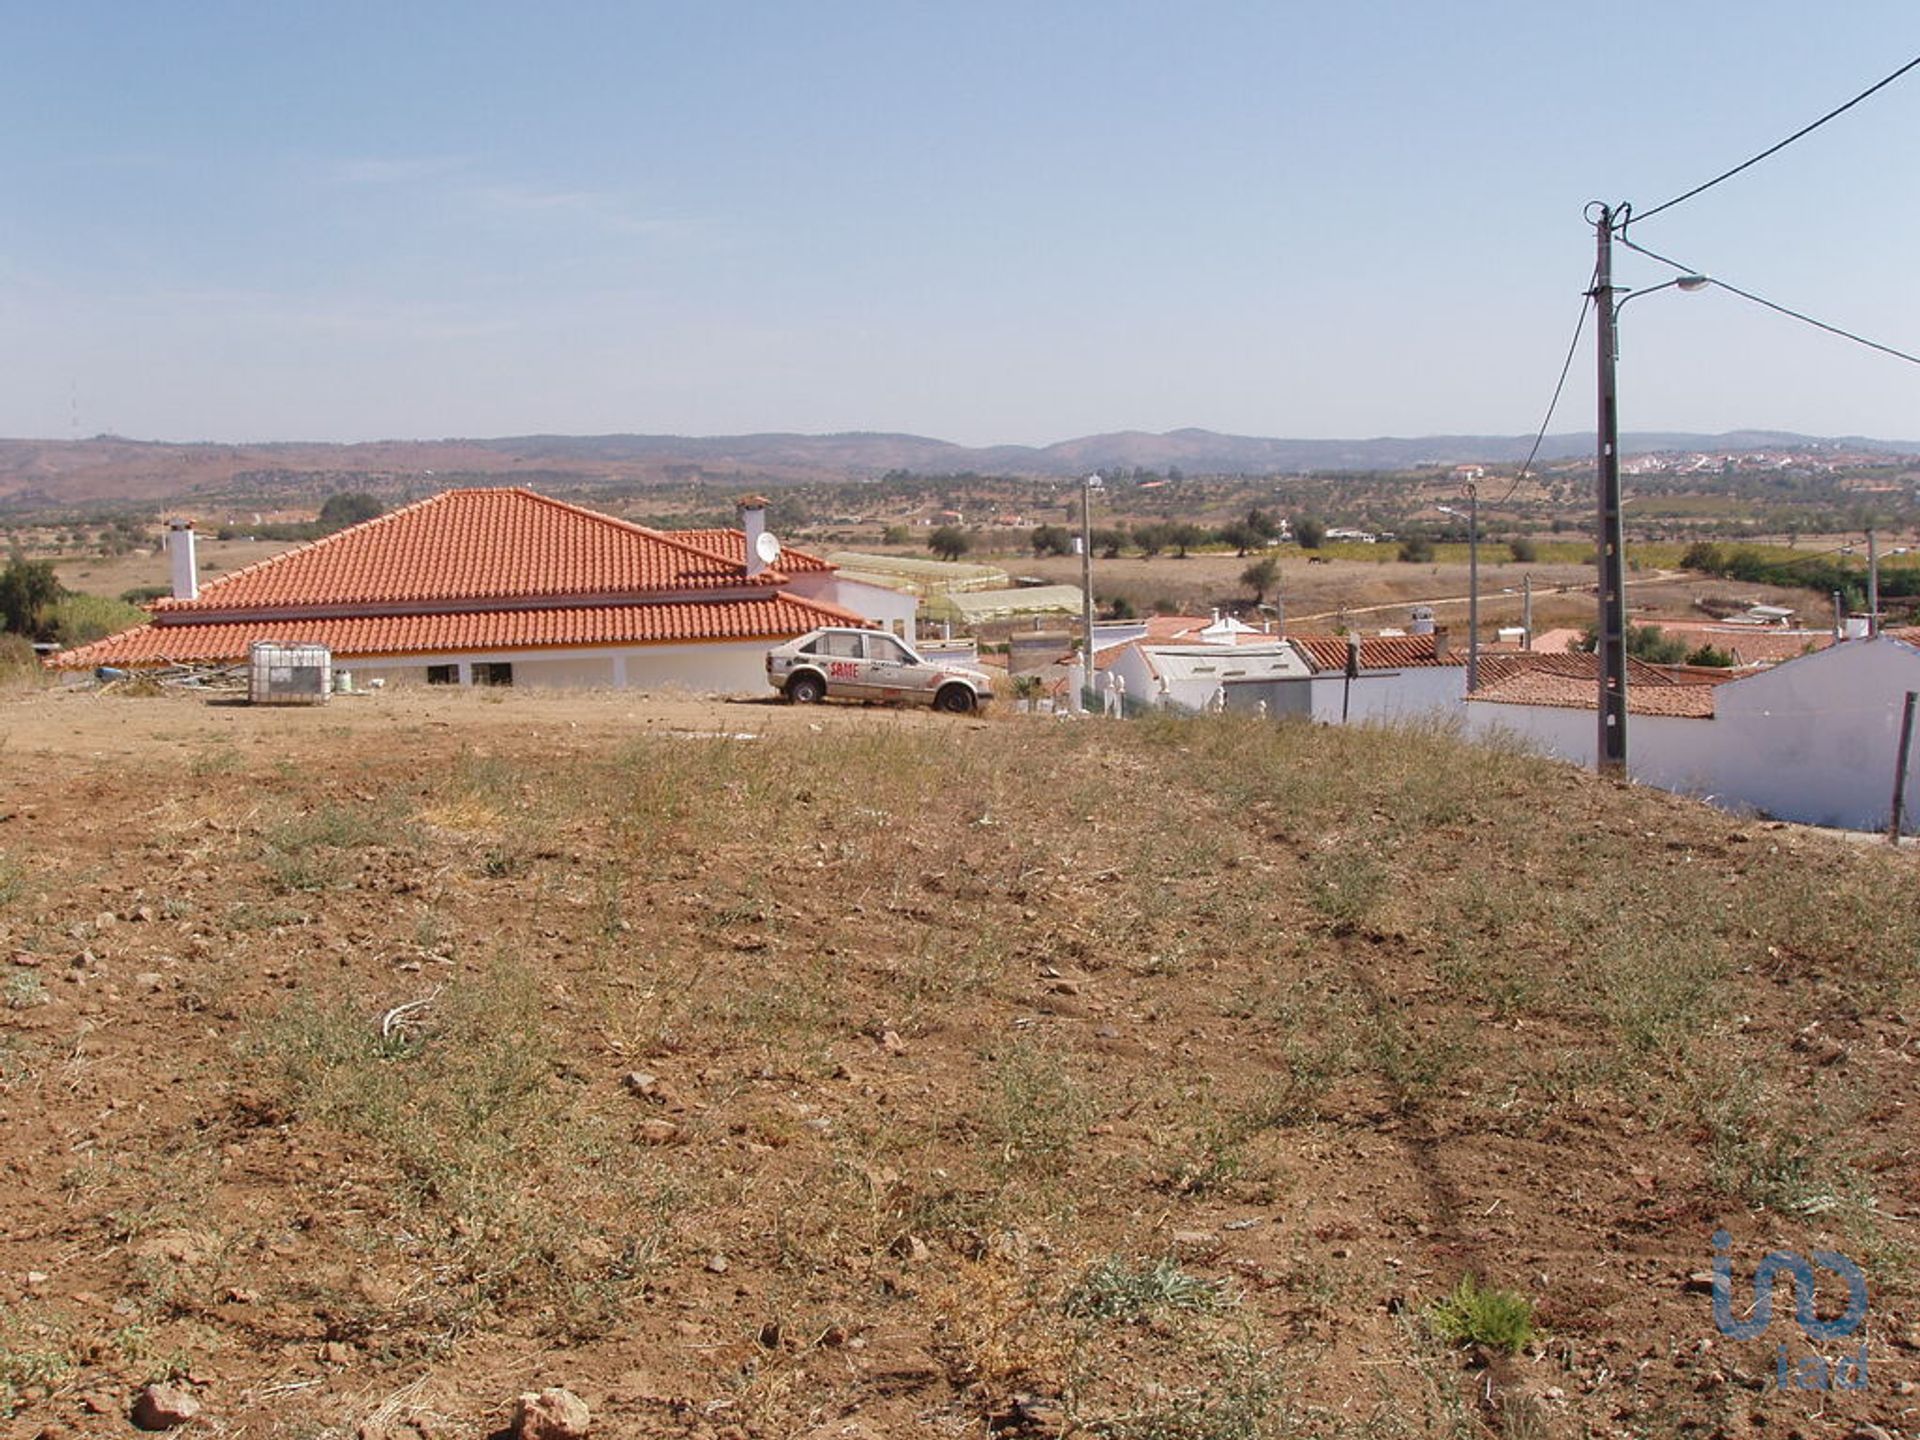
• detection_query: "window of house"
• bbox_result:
[473,662,514,687]
[426,664,459,685]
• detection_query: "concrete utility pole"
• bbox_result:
[1523,572,1534,649]
[1438,489,1480,691]
[1868,527,1881,637]
[1079,475,1098,712]
[1892,690,1917,844]
[1592,206,1629,775]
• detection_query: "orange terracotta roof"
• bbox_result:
[1469,668,1717,718]
[665,529,835,573]
[1527,628,1586,654]
[1287,633,1465,672]
[154,489,776,613]
[1624,620,1834,666]
[1475,652,1692,688]
[51,593,866,669]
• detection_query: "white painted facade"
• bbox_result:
[342,639,775,695]
[1116,643,1311,712]
[786,571,920,645]
[1463,638,1920,830]
[1706,637,1920,829]
[1305,663,1466,725]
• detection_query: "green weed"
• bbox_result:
[1425,1275,1537,1354]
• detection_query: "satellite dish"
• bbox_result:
[755,531,783,566]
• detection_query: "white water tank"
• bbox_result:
[249,642,332,705]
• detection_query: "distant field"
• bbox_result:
[47,538,291,602]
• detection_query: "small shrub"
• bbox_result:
[1066,1257,1235,1323]
[1426,1275,1536,1353]
[4,970,46,1010]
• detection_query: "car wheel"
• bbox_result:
[934,684,976,714]
[787,673,827,704]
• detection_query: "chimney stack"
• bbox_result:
[1431,624,1450,661]
[738,495,771,577]
[168,519,199,601]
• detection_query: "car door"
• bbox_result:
[862,632,937,702]
[814,630,868,698]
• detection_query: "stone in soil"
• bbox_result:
[513,1386,591,1440]
[131,1383,201,1430]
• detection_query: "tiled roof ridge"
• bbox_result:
[152,488,781,615]
[150,488,452,611]
[511,489,767,576]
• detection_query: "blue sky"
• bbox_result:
[2,2,1917,445]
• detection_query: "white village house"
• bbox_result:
[1464,637,1920,831]
[54,490,917,692]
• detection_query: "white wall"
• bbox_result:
[1108,645,1168,709]
[1461,638,1920,829]
[341,640,775,695]
[1464,701,1721,799]
[1308,666,1466,725]
[1710,638,1920,829]
[789,572,920,644]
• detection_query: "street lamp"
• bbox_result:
[1437,487,1479,692]
[1590,201,1708,775]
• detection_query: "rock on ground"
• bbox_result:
[513,1386,591,1440]
[131,1383,202,1430]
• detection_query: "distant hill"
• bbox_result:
[2,426,1915,508]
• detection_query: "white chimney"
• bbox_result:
[168,519,199,601]
[738,495,772,577]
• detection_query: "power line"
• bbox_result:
[1624,53,1920,229]
[1617,234,1920,368]
[1498,276,1595,504]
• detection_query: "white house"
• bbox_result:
[1282,634,1467,724]
[1463,639,1920,831]
[1704,636,1920,830]
[1107,642,1311,712]
[53,489,895,694]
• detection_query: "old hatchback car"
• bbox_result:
[767,628,995,713]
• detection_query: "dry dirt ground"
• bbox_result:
[2,685,1918,1440]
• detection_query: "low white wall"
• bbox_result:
[340,640,775,695]
[1309,666,1465,725]
[1709,639,1920,829]
[1462,701,1721,802]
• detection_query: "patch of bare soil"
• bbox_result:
[0,687,1915,1439]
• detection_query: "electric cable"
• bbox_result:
[1618,235,1920,368]
[1498,274,1596,504]
[1625,53,1920,229]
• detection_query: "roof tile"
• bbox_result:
[1288,633,1464,671]
[52,594,865,669]
[156,489,777,612]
